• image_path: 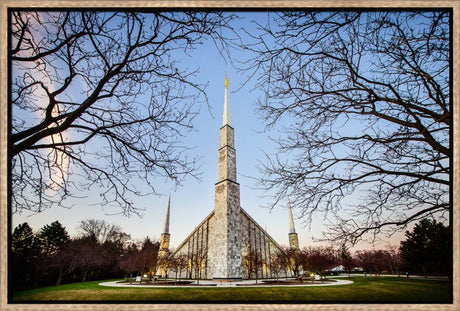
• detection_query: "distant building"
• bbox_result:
[159,75,299,280]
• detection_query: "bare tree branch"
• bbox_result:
[239,11,450,245]
[10,10,237,215]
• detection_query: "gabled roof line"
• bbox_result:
[171,209,215,256]
[240,207,285,254]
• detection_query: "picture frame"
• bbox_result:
[1,1,458,310]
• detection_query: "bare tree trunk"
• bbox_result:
[82,270,88,282]
[56,269,63,286]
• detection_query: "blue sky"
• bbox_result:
[11,11,407,251]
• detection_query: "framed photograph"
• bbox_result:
[1,1,458,310]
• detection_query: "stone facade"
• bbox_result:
[159,233,170,252]
[240,209,286,279]
[288,233,299,251]
[217,125,236,180]
[287,197,300,251]
[170,120,287,279]
[172,208,286,280]
[210,124,242,279]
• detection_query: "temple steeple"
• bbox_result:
[159,195,171,255]
[210,74,242,280]
[163,194,171,234]
[168,75,289,281]
[288,197,300,250]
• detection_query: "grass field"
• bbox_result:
[11,277,451,303]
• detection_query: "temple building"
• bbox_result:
[159,75,299,280]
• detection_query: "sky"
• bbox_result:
[10,11,408,251]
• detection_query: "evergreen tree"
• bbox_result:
[11,222,36,255]
[399,219,450,275]
[39,221,70,255]
[11,222,41,288]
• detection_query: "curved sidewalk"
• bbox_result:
[99,278,353,288]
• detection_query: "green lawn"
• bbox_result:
[11,277,451,303]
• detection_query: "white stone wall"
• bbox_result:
[173,209,287,280]
[240,210,286,279]
[210,179,242,279]
[217,125,237,183]
[173,212,213,279]
[289,233,300,250]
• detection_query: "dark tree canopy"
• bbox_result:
[399,218,450,275]
[355,249,389,275]
[241,11,450,245]
[78,218,129,244]
[302,246,338,277]
[38,220,70,255]
[11,222,34,253]
[10,10,235,215]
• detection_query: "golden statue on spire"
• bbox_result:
[223,73,230,126]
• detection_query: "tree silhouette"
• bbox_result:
[170,253,187,282]
[355,249,390,276]
[119,244,140,284]
[242,249,263,282]
[78,218,129,245]
[38,220,70,256]
[282,246,303,279]
[303,246,338,279]
[340,246,355,277]
[10,10,236,215]
[136,237,160,284]
[70,235,105,282]
[10,222,41,287]
[241,11,450,245]
[36,221,71,285]
[399,218,450,276]
[11,222,37,256]
[269,250,287,281]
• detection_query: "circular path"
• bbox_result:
[99,278,353,288]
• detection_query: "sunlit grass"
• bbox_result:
[11,277,451,303]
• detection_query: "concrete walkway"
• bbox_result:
[99,278,353,288]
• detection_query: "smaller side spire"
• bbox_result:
[163,194,171,234]
[288,197,296,234]
[287,197,300,251]
[159,195,172,276]
[160,194,171,254]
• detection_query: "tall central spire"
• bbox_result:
[211,74,242,280]
[223,73,231,126]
